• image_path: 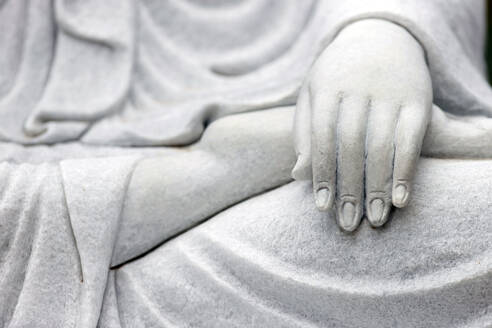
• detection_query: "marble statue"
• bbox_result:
[2,0,492,327]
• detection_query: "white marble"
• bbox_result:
[2,0,492,327]
[293,19,432,230]
[102,164,492,328]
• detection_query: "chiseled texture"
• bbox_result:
[0,158,138,328]
[2,108,492,327]
[0,163,80,328]
[112,107,296,266]
[0,107,297,328]
[1,0,492,149]
[101,165,492,328]
[2,0,492,327]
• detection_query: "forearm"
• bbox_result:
[334,19,425,61]
[112,108,296,266]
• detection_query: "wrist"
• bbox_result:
[334,19,424,58]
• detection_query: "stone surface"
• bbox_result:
[102,159,492,327]
[0,0,490,147]
[293,19,433,230]
[2,0,492,327]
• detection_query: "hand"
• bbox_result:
[292,19,432,231]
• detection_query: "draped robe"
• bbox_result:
[2,0,492,327]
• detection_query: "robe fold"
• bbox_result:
[2,1,492,327]
[0,157,140,328]
[0,0,491,147]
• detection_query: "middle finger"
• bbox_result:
[336,94,369,231]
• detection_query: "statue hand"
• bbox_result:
[292,19,432,231]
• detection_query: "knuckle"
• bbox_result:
[394,178,410,185]
[367,190,390,199]
[338,193,358,203]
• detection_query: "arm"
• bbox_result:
[112,108,296,266]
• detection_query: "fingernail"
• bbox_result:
[339,201,357,231]
[393,184,408,207]
[315,188,331,210]
[368,198,386,227]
